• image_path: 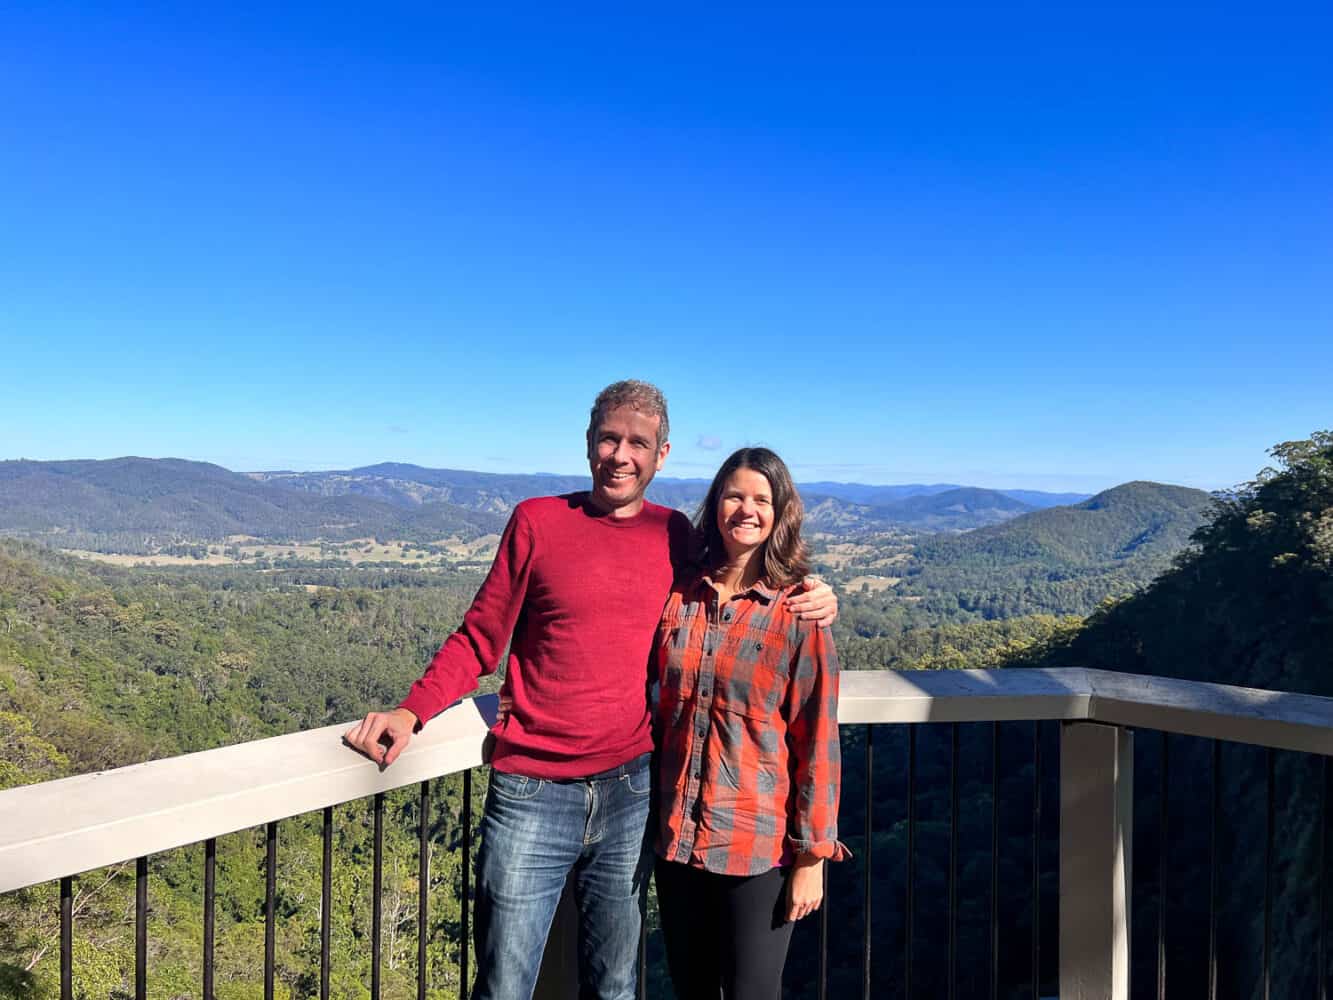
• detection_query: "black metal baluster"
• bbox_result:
[862,724,873,1000]
[136,856,147,1000]
[991,722,999,1000]
[1032,721,1041,1000]
[204,839,216,1000]
[1209,740,1220,1000]
[819,859,830,1000]
[949,722,959,1000]
[60,876,72,1000]
[1322,755,1329,1000]
[322,807,333,1000]
[373,793,384,1000]
[906,725,916,1000]
[461,771,472,1000]
[419,781,431,1000]
[1158,732,1168,1000]
[1264,749,1274,1000]
[638,911,647,1000]
[266,821,277,1000]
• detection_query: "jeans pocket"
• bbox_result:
[490,770,544,801]
[625,767,652,795]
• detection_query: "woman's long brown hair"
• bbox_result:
[694,447,810,587]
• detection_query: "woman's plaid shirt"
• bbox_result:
[654,574,846,875]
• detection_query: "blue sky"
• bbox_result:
[2,3,1329,492]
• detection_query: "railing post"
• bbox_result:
[1060,721,1133,1000]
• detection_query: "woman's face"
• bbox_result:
[716,467,775,561]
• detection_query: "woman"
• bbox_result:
[654,447,845,999]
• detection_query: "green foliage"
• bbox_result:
[1024,432,1333,694]
[836,614,1083,672]
[0,712,67,790]
[830,481,1213,635]
[0,541,491,999]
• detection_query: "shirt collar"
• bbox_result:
[697,573,780,603]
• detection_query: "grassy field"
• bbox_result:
[846,574,901,592]
[62,533,502,568]
[62,548,234,566]
[811,536,914,578]
[812,540,879,570]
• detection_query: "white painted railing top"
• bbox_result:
[839,667,1333,755]
[4,667,1333,893]
[0,694,499,894]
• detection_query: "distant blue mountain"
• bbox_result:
[0,457,1101,545]
[999,489,1091,509]
[254,466,1092,533]
[796,482,963,504]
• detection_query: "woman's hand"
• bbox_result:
[785,855,825,922]
[344,707,418,766]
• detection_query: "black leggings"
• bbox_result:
[655,858,794,1000]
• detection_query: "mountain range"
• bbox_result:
[253,463,1089,533]
[891,481,1215,619]
[0,459,506,545]
[0,458,1094,545]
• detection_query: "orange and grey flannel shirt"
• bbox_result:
[654,574,846,876]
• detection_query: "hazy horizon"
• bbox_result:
[0,449,1226,496]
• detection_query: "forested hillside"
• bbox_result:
[0,544,491,1000]
[255,465,1078,534]
[3,459,1088,554]
[1026,433,1333,694]
[833,481,1213,632]
[0,460,503,550]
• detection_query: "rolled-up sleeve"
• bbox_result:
[783,622,849,862]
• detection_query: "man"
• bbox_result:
[345,380,835,1000]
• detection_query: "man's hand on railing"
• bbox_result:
[344,707,419,767]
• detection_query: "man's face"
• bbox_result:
[587,404,670,518]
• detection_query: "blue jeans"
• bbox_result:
[472,754,653,1000]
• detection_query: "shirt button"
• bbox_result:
[700,688,710,698]
[723,609,733,622]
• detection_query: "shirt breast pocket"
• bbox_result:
[716,627,789,720]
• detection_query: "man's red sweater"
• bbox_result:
[399,493,692,779]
